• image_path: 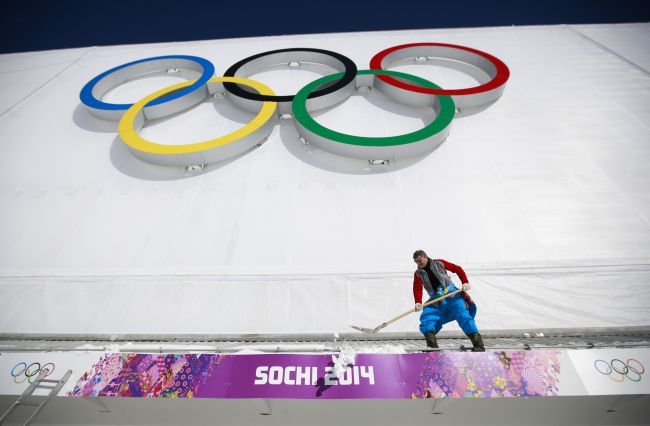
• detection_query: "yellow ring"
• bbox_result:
[118,76,276,155]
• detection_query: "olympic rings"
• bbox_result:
[10,361,55,384]
[80,55,215,121]
[594,358,645,382]
[223,48,357,114]
[292,69,455,160]
[370,43,509,114]
[79,42,508,166]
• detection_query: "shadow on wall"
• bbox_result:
[72,104,118,133]
[74,97,258,181]
[278,120,436,176]
[108,134,255,182]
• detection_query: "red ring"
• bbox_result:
[369,42,510,96]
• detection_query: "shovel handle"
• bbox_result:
[382,289,463,328]
[422,289,462,308]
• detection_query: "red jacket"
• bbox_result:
[413,258,473,305]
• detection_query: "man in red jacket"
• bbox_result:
[413,250,484,351]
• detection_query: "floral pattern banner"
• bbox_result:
[407,350,560,398]
[68,351,560,399]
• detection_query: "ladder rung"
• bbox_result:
[39,379,60,383]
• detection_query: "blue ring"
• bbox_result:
[594,359,611,375]
[79,55,214,111]
[11,362,27,377]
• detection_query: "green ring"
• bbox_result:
[292,69,455,147]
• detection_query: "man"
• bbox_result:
[412,250,485,351]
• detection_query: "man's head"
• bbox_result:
[413,250,428,268]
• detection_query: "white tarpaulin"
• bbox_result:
[0,24,649,334]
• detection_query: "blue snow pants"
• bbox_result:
[419,283,478,335]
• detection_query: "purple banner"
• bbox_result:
[69,351,560,399]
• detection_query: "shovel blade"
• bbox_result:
[349,325,378,334]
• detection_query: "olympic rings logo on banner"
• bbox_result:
[79,43,509,168]
[10,361,55,384]
[594,358,645,382]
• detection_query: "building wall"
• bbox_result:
[0,24,649,335]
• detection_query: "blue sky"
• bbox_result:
[1,0,648,54]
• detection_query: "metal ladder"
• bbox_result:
[0,368,72,426]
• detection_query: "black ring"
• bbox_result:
[611,359,629,375]
[223,48,357,103]
[25,362,41,378]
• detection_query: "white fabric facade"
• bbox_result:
[0,24,649,335]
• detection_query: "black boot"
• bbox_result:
[424,332,438,349]
[468,333,485,352]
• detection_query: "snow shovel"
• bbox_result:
[349,289,462,334]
